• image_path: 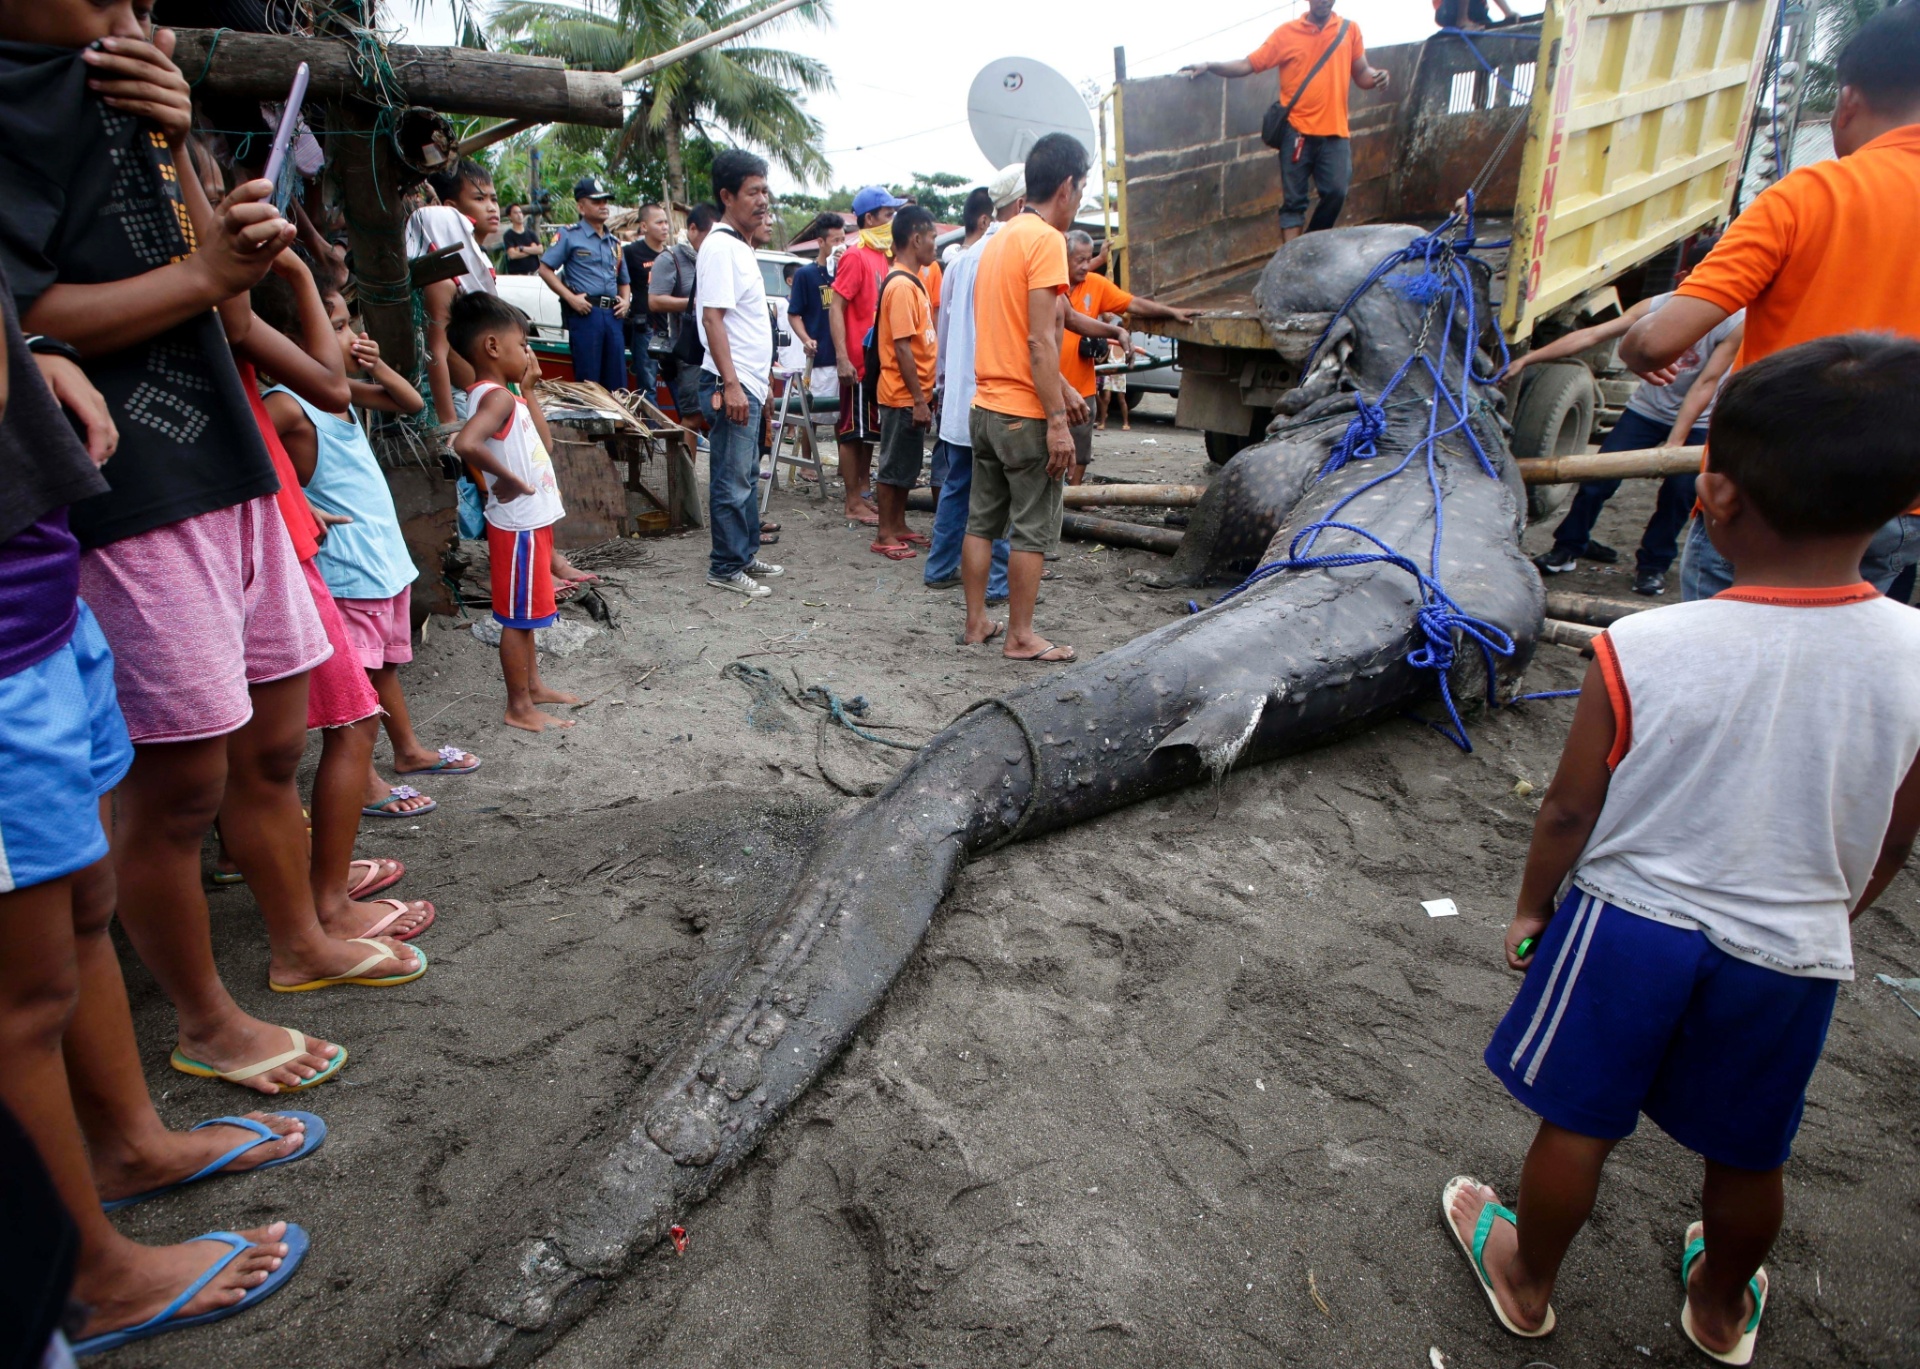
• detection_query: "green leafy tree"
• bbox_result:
[489,0,834,207]
[891,171,972,221]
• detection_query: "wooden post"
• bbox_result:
[1543,590,1646,628]
[1060,511,1184,553]
[330,103,418,377]
[1540,618,1600,649]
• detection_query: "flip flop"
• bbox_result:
[955,621,1006,646]
[847,512,880,527]
[170,1027,347,1093]
[1680,1221,1767,1365]
[346,857,404,900]
[1007,644,1076,663]
[897,532,931,547]
[395,745,482,777]
[1441,1176,1556,1338]
[270,939,428,994]
[870,540,917,561]
[355,897,436,942]
[102,1113,327,1212]
[760,521,781,534]
[209,868,246,887]
[68,1224,310,1356]
[559,571,602,585]
[362,785,436,818]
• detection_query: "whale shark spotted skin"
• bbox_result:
[425,225,1545,1368]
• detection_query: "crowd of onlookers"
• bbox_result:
[4,0,1920,1361]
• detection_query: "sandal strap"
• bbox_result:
[178,1115,281,1186]
[1472,1200,1518,1287]
[343,938,404,979]
[126,1231,251,1333]
[218,1027,310,1082]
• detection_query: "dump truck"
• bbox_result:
[1101,0,1793,493]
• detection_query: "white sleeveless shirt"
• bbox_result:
[469,382,565,533]
[1574,585,1920,980]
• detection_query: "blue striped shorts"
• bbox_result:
[1485,886,1838,1171]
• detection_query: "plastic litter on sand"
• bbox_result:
[1422,898,1459,918]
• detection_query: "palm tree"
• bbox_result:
[490,0,834,206]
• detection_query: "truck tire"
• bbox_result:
[1204,407,1273,466]
[1509,361,1595,525]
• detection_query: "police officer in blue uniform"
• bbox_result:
[537,176,633,391]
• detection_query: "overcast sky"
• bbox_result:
[399,0,1526,194]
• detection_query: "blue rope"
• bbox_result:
[1511,688,1581,701]
[1200,193,1544,751]
[1434,27,1538,106]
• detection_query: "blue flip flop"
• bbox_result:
[103,1113,327,1213]
[69,1224,309,1357]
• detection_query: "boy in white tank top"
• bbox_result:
[448,294,580,733]
[1443,335,1920,1363]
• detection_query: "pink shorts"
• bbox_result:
[79,497,332,744]
[334,587,415,669]
[302,562,383,730]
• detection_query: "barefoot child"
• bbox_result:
[448,293,579,731]
[1445,334,1920,1363]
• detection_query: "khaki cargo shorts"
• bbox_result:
[967,407,1063,556]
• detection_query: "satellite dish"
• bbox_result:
[968,57,1097,170]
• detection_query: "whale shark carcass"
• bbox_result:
[424,223,1547,1366]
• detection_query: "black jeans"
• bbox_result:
[1549,409,1702,575]
[1279,128,1352,232]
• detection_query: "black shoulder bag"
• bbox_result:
[1260,19,1352,151]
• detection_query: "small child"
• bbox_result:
[1446,333,1920,1363]
[447,293,579,732]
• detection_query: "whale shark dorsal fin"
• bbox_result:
[1153,691,1269,780]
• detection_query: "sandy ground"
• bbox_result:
[114,398,1920,1368]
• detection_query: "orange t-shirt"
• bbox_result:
[972,212,1071,420]
[877,271,936,410]
[1246,15,1366,139]
[920,259,943,312]
[1675,124,1920,509]
[1059,272,1136,398]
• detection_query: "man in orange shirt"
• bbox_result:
[873,206,939,558]
[961,133,1088,664]
[1057,229,1195,483]
[1620,5,1920,601]
[1183,0,1390,241]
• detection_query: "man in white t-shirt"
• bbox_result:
[698,149,782,598]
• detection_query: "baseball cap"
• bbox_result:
[572,175,614,201]
[989,166,1026,210]
[850,185,909,219]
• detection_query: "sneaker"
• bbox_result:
[1532,547,1579,575]
[924,576,962,590]
[1632,569,1667,597]
[1580,540,1621,564]
[707,570,770,598]
[746,558,784,578]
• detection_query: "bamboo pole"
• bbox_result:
[1062,483,1208,508]
[1540,618,1600,649]
[458,0,812,155]
[1518,444,1702,485]
[1543,591,1647,628]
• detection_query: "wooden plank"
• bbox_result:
[168,28,623,127]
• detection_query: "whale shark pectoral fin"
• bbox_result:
[1152,691,1270,781]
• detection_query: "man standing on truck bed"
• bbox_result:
[1619,2,1920,602]
[1182,0,1390,242]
